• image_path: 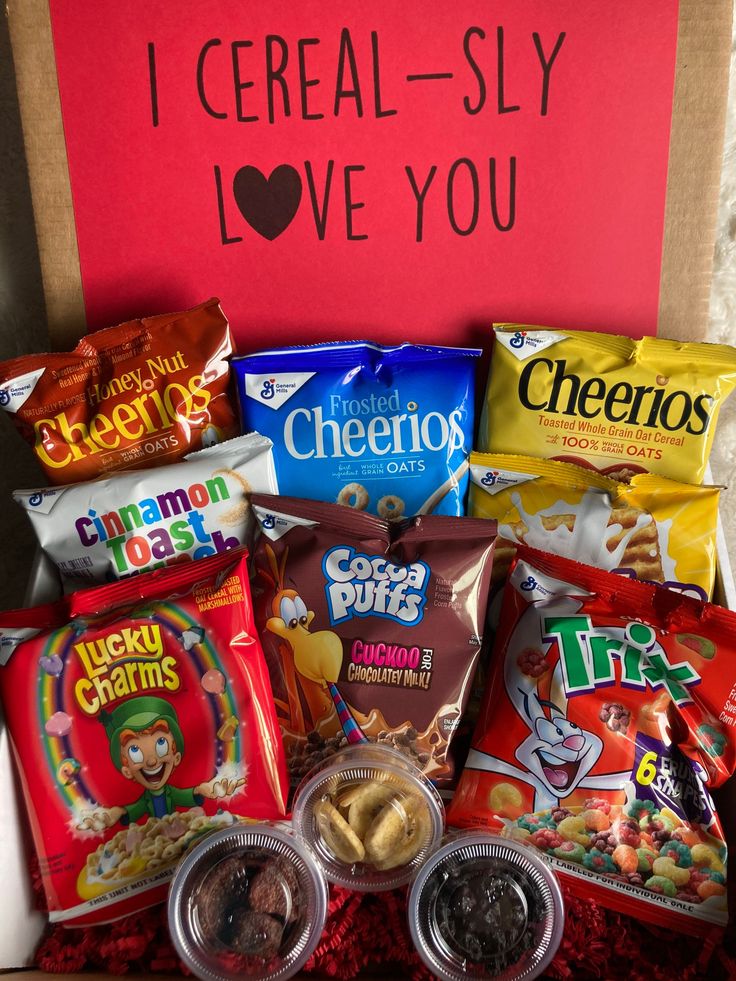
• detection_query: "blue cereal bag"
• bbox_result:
[233,342,480,517]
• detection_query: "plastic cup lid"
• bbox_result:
[407,832,564,980]
[167,824,328,981]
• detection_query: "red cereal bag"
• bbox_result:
[0,549,288,925]
[448,544,734,934]
[0,298,239,484]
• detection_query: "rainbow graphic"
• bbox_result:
[38,602,241,811]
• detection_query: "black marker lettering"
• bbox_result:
[197,39,227,119]
[405,165,438,243]
[462,27,486,115]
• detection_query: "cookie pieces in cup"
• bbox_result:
[168,824,327,981]
[291,743,445,891]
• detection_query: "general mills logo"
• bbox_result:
[481,470,499,486]
[28,493,43,507]
[520,575,538,592]
[0,390,10,407]
[262,513,276,529]
[260,378,276,400]
[509,330,528,350]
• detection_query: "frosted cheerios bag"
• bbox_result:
[468,452,721,600]
[233,341,480,517]
[0,549,288,925]
[479,325,736,484]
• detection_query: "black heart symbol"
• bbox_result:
[233,165,302,240]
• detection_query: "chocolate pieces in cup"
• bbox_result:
[407,832,564,980]
[168,825,327,981]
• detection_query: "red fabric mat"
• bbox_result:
[34,882,736,979]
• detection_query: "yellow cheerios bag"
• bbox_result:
[469,452,721,601]
[479,326,736,484]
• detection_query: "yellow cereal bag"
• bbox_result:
[479,326,736,484]
[469,452,720,600]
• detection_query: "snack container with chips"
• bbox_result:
[168,824,328,981]
[407,831,564,980]
[291,743,445,891]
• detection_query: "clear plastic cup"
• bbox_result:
[407,831,564,980]
[167,823,328,981]
[291,743,445,891]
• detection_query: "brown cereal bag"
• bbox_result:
[0,298,239,484]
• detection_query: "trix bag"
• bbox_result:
[0,549,288,925]
[448,545,736,934]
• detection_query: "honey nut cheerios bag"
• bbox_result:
[0,548,288,926]
[448,544,736,935]
[0,298,239,485]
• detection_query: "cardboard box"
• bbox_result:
[5,0,734,350]
[2,1,735,977]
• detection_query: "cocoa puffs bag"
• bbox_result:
[250,494,496,787]
[0,549,288,926]
[448,545,736,934]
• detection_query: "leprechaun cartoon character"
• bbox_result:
[78,696,244,831]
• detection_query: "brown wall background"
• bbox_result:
[0,13,48,608]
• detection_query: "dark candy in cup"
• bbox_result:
[407,832,564,980]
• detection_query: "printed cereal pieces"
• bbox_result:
[0,549,288,925]
[448,545,736,932]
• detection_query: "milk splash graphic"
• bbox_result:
[498,488,653,571]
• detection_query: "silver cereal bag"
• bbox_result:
[15,433,277,590]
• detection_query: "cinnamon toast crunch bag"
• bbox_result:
[479,326,736,484]
[0,549,288,925]
[0,299,239,484]
[468,452,721,600]
[448,545,736,933]
[15,433,278,589]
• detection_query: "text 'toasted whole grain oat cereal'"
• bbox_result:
[448,544,736,935]
[0,549,288,926]
[479,325,736,484]
[233,341,480,517]
[15,432,278,589]
[0,298,239,484]
[249,493,496,789]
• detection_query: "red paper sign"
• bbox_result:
[48,2,679,350]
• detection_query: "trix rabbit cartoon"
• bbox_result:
[261,544,366,744]
[79,696,244,831]
[460,592,629,813]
